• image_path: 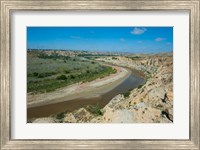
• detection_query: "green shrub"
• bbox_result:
[138,84,143,89]
[128,88,133,91]
[38,72,55,78]
[70,75,75,79]
[86,103,102,116]
[65,70,70,74]
[112,57,117,60]
[122,91,131,98]
[56,75,67,80]
[38,73,47,78]
[33,72,39,77]
[56,112,65,120]
[112,68,117,74]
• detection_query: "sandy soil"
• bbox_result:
[27,65,131,108]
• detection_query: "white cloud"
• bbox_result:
[131,27,147,35]
[155,37,166,42]
[70,36,80,39]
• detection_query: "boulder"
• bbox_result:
[112,109,134,123]
[148,87,166,100]
[102,109,134,123]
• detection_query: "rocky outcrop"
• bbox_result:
[95,54,173,123]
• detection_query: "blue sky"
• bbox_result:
[27,27,173,53]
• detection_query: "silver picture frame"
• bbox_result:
[0,0,199,149]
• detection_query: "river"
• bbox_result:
[27,68,144,119]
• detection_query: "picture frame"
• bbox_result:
[0,0,199,149]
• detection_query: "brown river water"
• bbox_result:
[27,69,144,119]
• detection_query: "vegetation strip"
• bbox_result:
[27,51,117,94]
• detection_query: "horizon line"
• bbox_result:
[27,48,173,54]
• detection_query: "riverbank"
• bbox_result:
[28,64,130,108]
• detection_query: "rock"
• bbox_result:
[168,114,173,122]
[107,94,125,108]
[63,113,77,123]
[165,108,173,122]
[102,108,134,123]
[73,108,94,123]
[112,109,134,123]
[148,87,166,100]
[167,91,173,101]
[101,105,114,122]
[159,116,172,123]
[32,117,56,123]
[132,102,147,109]
[167,108,173,116]
[131,107,161,123]
[90,116,103,123]
[63,108,95,123]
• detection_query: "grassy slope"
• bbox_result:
[27,53,116,94]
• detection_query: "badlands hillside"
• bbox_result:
[33,53,173,123]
